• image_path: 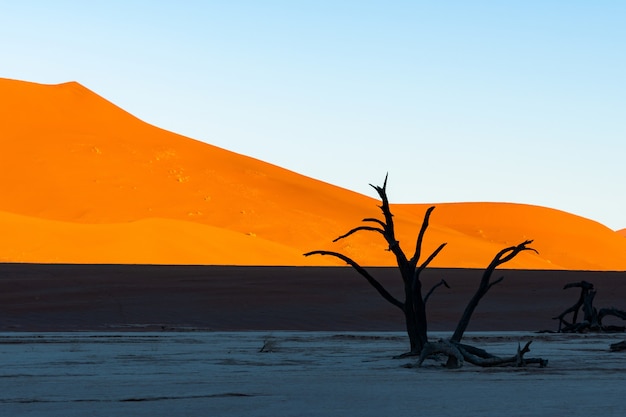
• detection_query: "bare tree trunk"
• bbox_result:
[403,304,419,353]
[410,280,428,352]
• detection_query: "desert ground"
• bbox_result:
[2,248,626,417]
[2,330,626,417]
[2,264,626,332]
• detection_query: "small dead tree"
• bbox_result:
[304,176,547,368]
[554,281,626,333]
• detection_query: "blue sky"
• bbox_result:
[1,1,624,229]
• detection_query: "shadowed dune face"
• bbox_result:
[618,229,626,238]
[1,78,625,270]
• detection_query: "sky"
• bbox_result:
[1,1,624,230]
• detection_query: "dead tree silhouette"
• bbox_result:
[304,175,547,368]
[554,281,626,333]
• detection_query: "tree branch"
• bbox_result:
[424,279,450,304]
[415,339,464,369]
[454,340,547,367]
[303,250,405,310]
[415,243,447,277]
[332,226,385,242]
[598,307,626,322]
[563,281,594,291]
[362,218,386,228]
[487,276,504,291]
[368,174,409,269]
[410,206,436,267]
[486,240,538,270]
[451,240,536,342]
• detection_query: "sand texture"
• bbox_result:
[1,78,625,270]
[2,331,626,417]
[2,264,625,332]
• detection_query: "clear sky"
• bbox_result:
[1,1,624,230]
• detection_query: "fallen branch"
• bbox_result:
[415,339,464,369]
[416,339,548,368]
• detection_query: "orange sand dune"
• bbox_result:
[0,211,334,266]
[618,229,626,238]
[1,78,625,270]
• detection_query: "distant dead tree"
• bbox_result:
[304,175,547,368]
[554,281,626,333]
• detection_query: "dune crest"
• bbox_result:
[1,78,625,270]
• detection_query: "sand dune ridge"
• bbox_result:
[1,78,625,270]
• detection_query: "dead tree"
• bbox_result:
[552,281,595,332]
[304,176,547,368]
[304,175,446,354]
[554,281,626,333]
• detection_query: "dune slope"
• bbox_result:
[1,78,625,270]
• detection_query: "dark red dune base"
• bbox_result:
[1,264,625,332]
